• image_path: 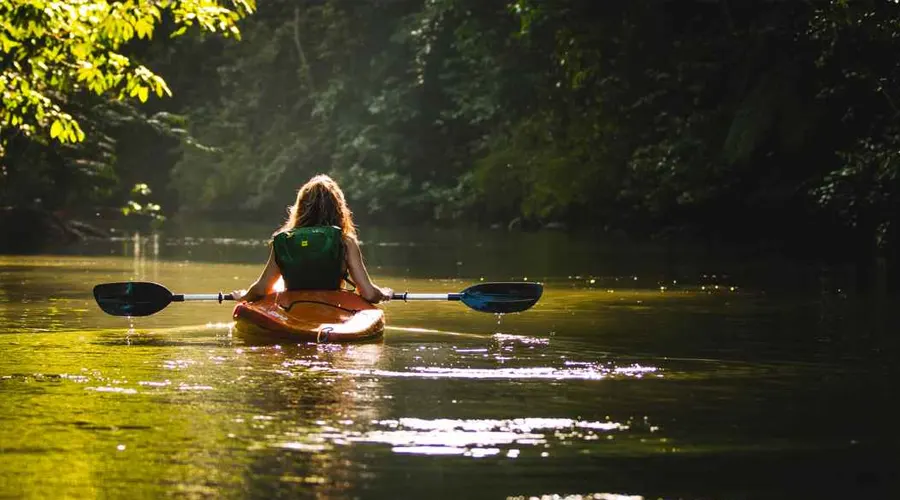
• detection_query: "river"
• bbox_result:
[0,226,895,499]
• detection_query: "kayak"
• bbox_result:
[232,290,384,343]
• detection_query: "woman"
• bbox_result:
[232,174,393,303]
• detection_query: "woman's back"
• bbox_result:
[232,174,392,303]
[272,225,345,290]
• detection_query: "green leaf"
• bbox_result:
[135,18,154,39]
[71,43,90,60]
[50,120,63,139]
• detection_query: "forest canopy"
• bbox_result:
[1,0,899,283]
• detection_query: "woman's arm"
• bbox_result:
[345,237,392,303]
[232,246,281,302]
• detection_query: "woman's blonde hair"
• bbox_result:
[276,174,357,240]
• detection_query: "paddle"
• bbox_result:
[391,282,543,313]
[93,281,543,317]
[93,282,234,317]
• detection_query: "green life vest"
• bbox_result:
[272,225,345,290]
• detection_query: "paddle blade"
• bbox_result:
[460,282,543,313]
[93,282,173,317]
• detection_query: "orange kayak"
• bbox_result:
[232,290,384,343]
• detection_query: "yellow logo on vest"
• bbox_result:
[301,240,309,247]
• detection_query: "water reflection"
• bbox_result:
[329,364,659,380]
[507,495,644,500]
[1,230,896,498]
[352,416,646,455]
[227,342,388,498]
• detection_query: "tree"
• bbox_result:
[0,0,255,158]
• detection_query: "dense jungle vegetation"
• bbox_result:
[2,0,899,289]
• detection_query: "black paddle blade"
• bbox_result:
[93,282,173,317]
[460,282,543,313]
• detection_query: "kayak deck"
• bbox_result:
[232,290,384,343]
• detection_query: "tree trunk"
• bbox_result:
[293,7,315,93]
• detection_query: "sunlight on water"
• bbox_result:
[328,364,659,380]
[386,325,483,338]
[85,386,138,394]
[273,442,329,453]
[0,242,893,499]
[375,417,628,432]
[507,495,644,500]
[492,333,550,345]
[263,415,664,459]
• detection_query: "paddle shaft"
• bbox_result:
[180,292,456,302]
[94,280,540,316]
[392,292,461,301]
[181,292,463,302]
[174,293,235,302]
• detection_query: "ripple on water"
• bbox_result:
[328,363,659,380]
[491,333,551,346]
[505,494,644,500]
[261,415,664,459]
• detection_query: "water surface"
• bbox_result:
[0,230,895,498]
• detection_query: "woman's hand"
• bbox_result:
[234,287,268,303]
[379,287,394,302]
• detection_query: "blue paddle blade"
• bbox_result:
[93,282,173,317]
[459,282,543,313]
